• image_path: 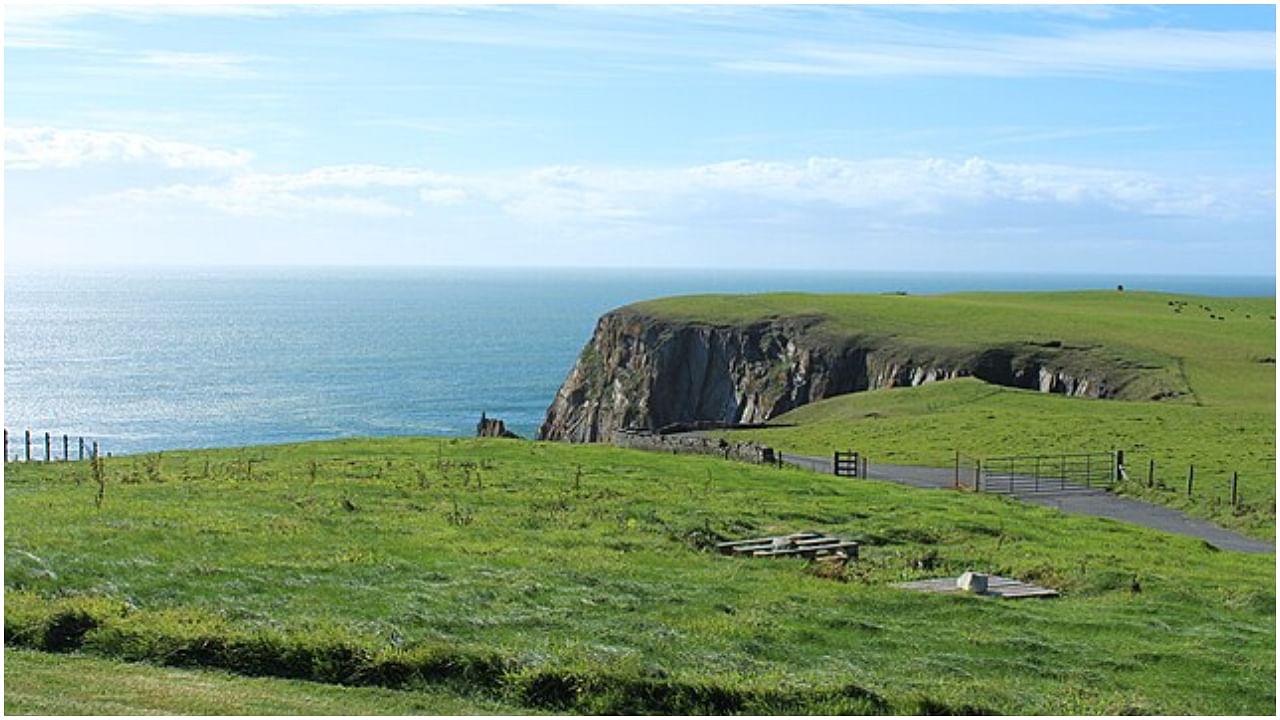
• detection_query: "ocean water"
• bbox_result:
[4,267,1274,456]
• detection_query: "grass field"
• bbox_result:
[721,378,1276,538]
[3,649,525,715]
[5,438,1275,714]
[631,290,1275,536]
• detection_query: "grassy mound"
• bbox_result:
[4,438,1274,714]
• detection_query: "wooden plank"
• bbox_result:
[729,535,847,556]
[994,588,1059,599]
[715,531,821,549]
[895,574,1058,599]
[752,541,858,558]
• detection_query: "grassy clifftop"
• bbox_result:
[646,290,1276,535]
[634,290,1276,409]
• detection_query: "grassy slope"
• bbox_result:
[723,378,1276,538]
[633,290,1276,535]
[4,649,524,715]
[5,439,1275,714]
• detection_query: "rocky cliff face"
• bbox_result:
[538,307,1167,443]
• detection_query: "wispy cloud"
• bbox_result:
[724,27,1275,78]
[74,146,1269,224]
[5,127,253,170]
[125,51,261,79]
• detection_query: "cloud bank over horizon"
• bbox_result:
[4,5,1275,273]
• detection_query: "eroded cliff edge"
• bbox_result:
[538,305,1183,443]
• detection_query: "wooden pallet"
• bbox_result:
[716,532,859,561]
[896,574,1059,599]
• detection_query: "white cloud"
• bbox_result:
[5,127,253,170]
[723,27,1275,78]
[126,51,261,79]
[108,183,409,219]
[419,188,469,206]
[82,155,1268,225]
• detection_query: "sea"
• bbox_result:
[4,267,1274,456]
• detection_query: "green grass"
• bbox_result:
[721,378,1275,538]
[3,648,525,715]
[5,438,1275,714]
[632,290,1275,535]
[635,290,1275,408]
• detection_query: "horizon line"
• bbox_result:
[3,261,1276,280]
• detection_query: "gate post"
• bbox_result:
[832,451,839,476]
[975,459,982,492]
[1114,450,1124,484]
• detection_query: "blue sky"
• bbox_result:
[4,3,1276,273]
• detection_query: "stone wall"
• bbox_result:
[613,429,778,465]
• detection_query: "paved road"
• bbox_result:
[778,452,1274,554]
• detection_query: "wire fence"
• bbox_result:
[4,428,103,464]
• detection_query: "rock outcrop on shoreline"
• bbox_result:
[476,413,521,439]
[537,305,1179,443]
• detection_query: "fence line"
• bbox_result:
[4,428,102,464]
[952,447,1252,508]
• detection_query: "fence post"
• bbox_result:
[63,434,69,462]
[832,451,839,476]
[1147,459,1155,488]
[1231,471,1238,507]
[1186,465,1194,496]
[92,441,99,461]
[3,429,7,463]
[79,437,85,461]
[25,430,32,463]
[1114,450,1124,483]
[954,450,960,489]
[1034,455,1041,492]
[975,459,982,492]
[861,455,868,478]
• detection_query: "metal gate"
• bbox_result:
[833,450,861,478]
[979,451,1119,494]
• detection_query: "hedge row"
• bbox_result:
[4,592,901,714]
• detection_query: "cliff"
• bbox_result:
[538,304,1185,443]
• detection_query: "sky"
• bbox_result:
[4,3,1277,273]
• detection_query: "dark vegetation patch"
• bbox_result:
[4,593,893,715]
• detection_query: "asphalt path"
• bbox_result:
[777,451,1274,554]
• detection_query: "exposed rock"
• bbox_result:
[537,306,1181,443]
[475,413,521,439]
